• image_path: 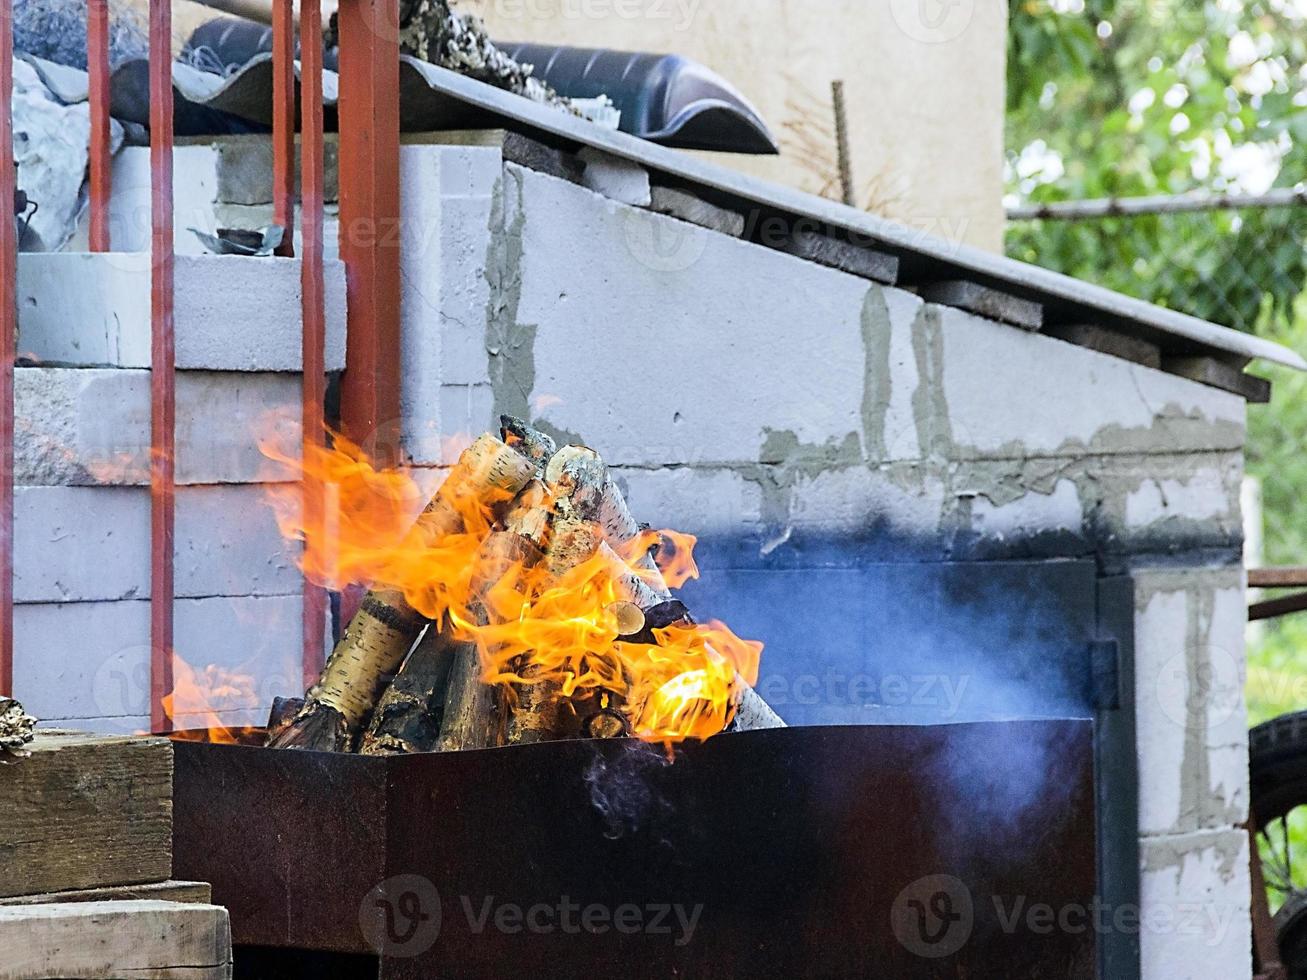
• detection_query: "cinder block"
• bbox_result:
[15,367,302,486]
[579,147,653,207]
[944,450,1244,560]
[505,166,896,468]
[1139,829,1251,980]
[929,305,1247,460]
[609,467,764,537]
[1133,568,1249,836]
[18,253,347,371]
[83,144,221,254]
[15,483,297,604]
[398,147,502,460]
[213,133,341,205]
[14,594,304,725]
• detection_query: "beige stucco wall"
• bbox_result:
[461,0,1008,251]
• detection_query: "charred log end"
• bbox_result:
[266,702,352,752]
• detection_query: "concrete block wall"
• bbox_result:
[386,143,1254,978]
[12,248,341,734]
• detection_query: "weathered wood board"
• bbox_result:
[0,900,232,980]
[0,879,210,907]
[0,732,172,897]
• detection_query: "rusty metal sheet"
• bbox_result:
[175,723,1097,978]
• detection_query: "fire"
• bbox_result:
[260,429,762,744]
[163,658,262,745]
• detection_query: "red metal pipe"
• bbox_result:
[0,0,16,694]
[300,0,327,687]
[335,0,402,452]
[149,0,176,733]
[87,0,112,251]
[271,0,295,258]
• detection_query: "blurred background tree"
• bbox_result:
[1005,0,1307,724]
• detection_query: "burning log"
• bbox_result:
[504,449,609,747]
[269,436,535,752]
[435,527,545,752]
[264,696,304,743]
[500,416,556,474]
[267,591,428,752]
[358,626,457,756]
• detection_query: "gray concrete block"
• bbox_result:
[649,185,746,238]
[212,134,341,205]
[919,279,1044,331]
[13,594,303,725]
[1138,829,1251,980]
[579,147,653,207]
[777,227,899,284]
[1132,567,1248,837]
[610,467,764,537]
[506,166,890,468]
[15,367,302,486]
[397,146,501,460]
[928,305,1247,460]
[18,253,348,372]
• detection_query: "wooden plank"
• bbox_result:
[1248,567,1307,589]
[1163,355,1272,403]
[0,900,231,980]
[0,880,211,907]
[0,733,172,898]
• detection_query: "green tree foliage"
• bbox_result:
[1006,2,1307,731]
[1007,0,1307,323]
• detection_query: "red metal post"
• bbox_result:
[300,0,328,686]
[271,0,295,258]
[87,0,112,251]
[335,0,402,451]
[149,0,175,733]
[0,0,15,694]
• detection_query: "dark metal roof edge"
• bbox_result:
[403,59,1306,373]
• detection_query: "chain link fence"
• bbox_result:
[1006,196,1307,724]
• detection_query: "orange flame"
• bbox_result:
[260,428,762,744]
[163,657,262,745]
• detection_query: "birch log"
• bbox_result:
[500,415,556,474]
[358,625,457,756]
[504,448,610,746]
[270,436,534,752]
[436,527,546,752]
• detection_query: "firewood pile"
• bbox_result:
[268,417,782,756]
